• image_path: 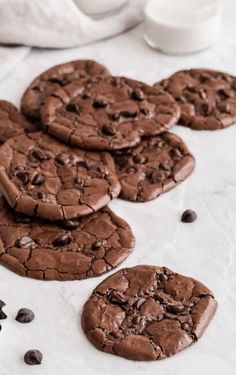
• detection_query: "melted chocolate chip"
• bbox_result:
[32,149,48,161]
[133,155,147,164]
[55,153,70,166]
[93,97,108,108]
[132,88,145,101]
[60,220,81,230]
[24,350,43,366]
[16,308,35,323]
[101,124,116,136]
[181,210,197,223]
[150,170,165,183]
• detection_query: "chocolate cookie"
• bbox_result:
[0,100,37,144]
[81,265,218,361]
[21,60,110,119]
[156,68,236,130]
[0,198,134,281]
[41,76,180,151]
[0,132,120,221]
[113,132,195,202]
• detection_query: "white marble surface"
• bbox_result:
[1,2,236,374]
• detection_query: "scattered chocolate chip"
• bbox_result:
[31,174,44,186]
[132,316,141,325]
[60,220,81,231]
[132,88,145,101]
[140,107,150,116]
[135,298,146,309]
[109,112,120,121]
[55,153,70,166]
[16,308,35,323]
[66,103,80,113]
[37,192,46,200]
[14,236,35,248]
[77,160,89,170]
[101,124,116,136]
[181,210,197,223]
[15,215,32,224]
[52,234,72,247]
[16,171,28,185]
[121,109,137,118]
[166,304,185,314]
[24,350,43,366]
[93,97,108,108]
[133,155,147,164]
[82,92,91,100]
[156,273,167,283]
[74,177,84,186]
[32,149,48,161]
[92,240,103,250]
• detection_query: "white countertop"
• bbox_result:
[1,2,236,374]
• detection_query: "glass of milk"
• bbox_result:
[75,0,128,18]
[144,0,221,54]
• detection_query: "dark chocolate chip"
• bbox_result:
[52,234,72,247]
[32,149,48,161]
[127,167,136,175]
[60,220,81,231]
[170,148,182,159]
[156,273,167,283]
[140,107,150,116]
[16,308,35,323]
[66,103,80,113]
[16,171,28,185]
[55,153,70,166]
[82,92,92,99]
[37,192,46,200]
[135,298,146,309]
[109,331,122,339]
[92,240,103,250]
[160,162,171,171]
[121,109,137,118]
[109,291,127,304]
[14,236,35,248]
[133,155,147,164]
[166,304,185,314]
[93,98,108,108]
[181,210,197,223]
[77,160,89,170]
[132,316,141,325]
[24,350,43,366]
[31,174,44,186]
[101,124,116,136]
[74,177,84,186]
[109,112,120,121]
[132,88,145,101]
[15,215,32,224]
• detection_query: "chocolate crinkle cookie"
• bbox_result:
[0,197,135,281]
[0,131,120,221]
[21,60,110,120]
[156,68,236,130]
[82,265,218,361]
[41,76,180,151]
[113,132,195,202]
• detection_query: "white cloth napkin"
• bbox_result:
[0,0,143,81]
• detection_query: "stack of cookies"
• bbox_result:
[1,61,227,362]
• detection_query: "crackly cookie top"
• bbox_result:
[21,60,110,119]
[0,131,120,221]
[82,265,218,361]
[0,198,134,281]
[41,76,180,151]
[0,100,37,144]
[156,68,236,130]
[113,132,195,202]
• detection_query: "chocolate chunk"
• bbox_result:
[16,308,35,323]
[41,76,180,151]
[156,68,236,130]
[0,100,37,146]
[181,210,197,223]
[66,103,80,113]
[113,132,195,202]
[0,198,134,281]
[32,148,48,161]
[24,350,43,365]
[0,132,120,221]
[82,265,218,361]
[21,60,110,119]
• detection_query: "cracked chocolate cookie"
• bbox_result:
[0,132,120,221]
[41,76,180,151]
[156,68,236,130]
[0,100,37,145]
[82,265,218,361]
[113,132,195,202]
[0,197,135,281]
[21,60,110,120]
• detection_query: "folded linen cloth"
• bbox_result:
[0,0,142,48]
